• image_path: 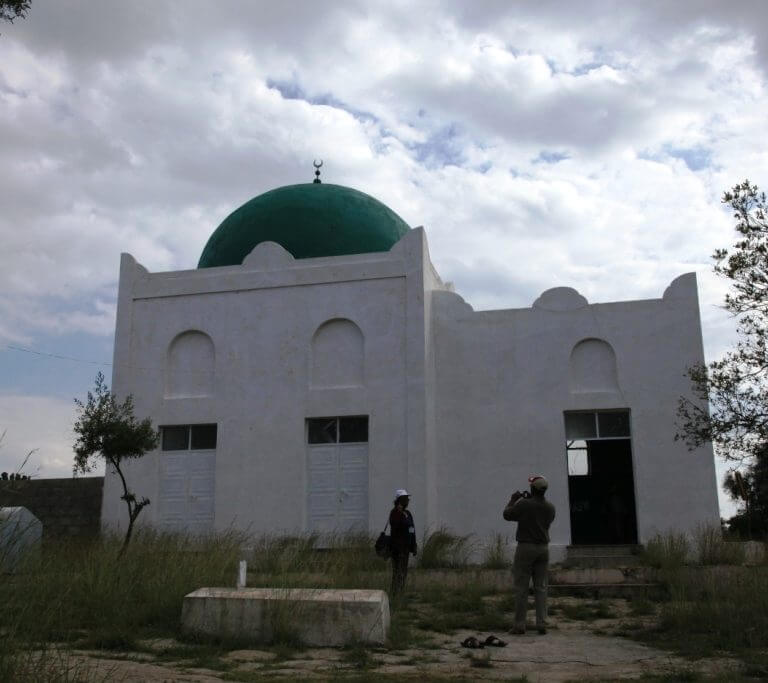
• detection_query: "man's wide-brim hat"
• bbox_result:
[528,475,548,490]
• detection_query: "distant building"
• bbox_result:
[102,180,719,559]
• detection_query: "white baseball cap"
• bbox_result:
[394,488,410,498]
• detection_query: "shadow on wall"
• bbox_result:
[569,338,619,393]
[165,330,216,398]
[311,319,365,388]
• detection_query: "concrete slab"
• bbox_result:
[181,587,389,646]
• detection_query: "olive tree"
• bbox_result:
[74,372,159,555]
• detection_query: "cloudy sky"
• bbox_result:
[1,0,766,515]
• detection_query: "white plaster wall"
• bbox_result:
[102,231,432,537]
[103,228,718,559]
[431,273,718,560]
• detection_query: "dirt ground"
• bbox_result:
[64,597,742,682]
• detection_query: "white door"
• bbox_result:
[307,445,339,533]
[307,443,369,533]
[159,452,215,534]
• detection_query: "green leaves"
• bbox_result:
[676,181,768,466]
[73,372,158,474]
[73,372,159,555]
[0,1,30,24]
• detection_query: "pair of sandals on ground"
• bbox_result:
[460,634,507,648]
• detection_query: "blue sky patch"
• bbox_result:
[667,146,712,172]
[266,78,378,124]
[408,124,465,168]
[1,332,114,399]
[533,150,570,164]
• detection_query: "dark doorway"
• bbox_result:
[565,411,638,545]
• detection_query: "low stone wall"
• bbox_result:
[0,477,103,541]
[182,587,390,646]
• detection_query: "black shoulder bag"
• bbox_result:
[374,519,391,559]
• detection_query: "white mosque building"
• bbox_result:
[101,176,720,559]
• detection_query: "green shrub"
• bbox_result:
[419,527,475,569]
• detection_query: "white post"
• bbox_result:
[237,559,247,589]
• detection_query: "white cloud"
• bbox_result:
[0,0,767,512]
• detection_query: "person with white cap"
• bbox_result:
[389,488,417,595]
[503,475,556,634]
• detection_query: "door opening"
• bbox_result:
[565,411,637,545]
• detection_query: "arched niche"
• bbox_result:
[311,319,364,388]
[165,330,215,398]
[569,338,619,393]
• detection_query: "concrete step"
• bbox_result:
[550,567,656,585]
[566,544,642,557]
[562,555,643,569]
[549,583,665,599]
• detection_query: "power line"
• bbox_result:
[5,345,112,366]
[3,344,213,378]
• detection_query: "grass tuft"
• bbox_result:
[693,523,746,566]
[481,533,510,569]
[419,527,475,569]
[641,531,690,569]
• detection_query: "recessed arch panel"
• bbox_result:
[165,330,215,398]
[569,338,619,393]
[311,319,364,388]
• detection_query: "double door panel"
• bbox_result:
[307,444,368,534]
[158,452,215,535]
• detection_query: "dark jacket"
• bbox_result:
[503,493,556,544]
[389,507,417,555]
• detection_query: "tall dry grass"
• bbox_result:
[640,526,768,670]
[245,531,387,589]
[419,527,475,569]
[658,565,768,653]
[0,528,244,680]
[481,532,511,569]
[641,531,691,569]
[693,523,746,565]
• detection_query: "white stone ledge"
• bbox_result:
[181,587,389,646]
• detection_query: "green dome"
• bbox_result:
[198,183,410,268]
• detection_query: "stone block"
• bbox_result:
[1,507,42,573]
[181,587,389,646]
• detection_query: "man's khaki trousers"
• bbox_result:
[512,542,549,630]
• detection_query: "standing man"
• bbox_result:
[503,475,556,635]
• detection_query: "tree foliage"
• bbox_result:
[723,448,768,539]
[0,0,30,24]
[74,372,159,555]
[677,181,768,463]
[676,180,768,538]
